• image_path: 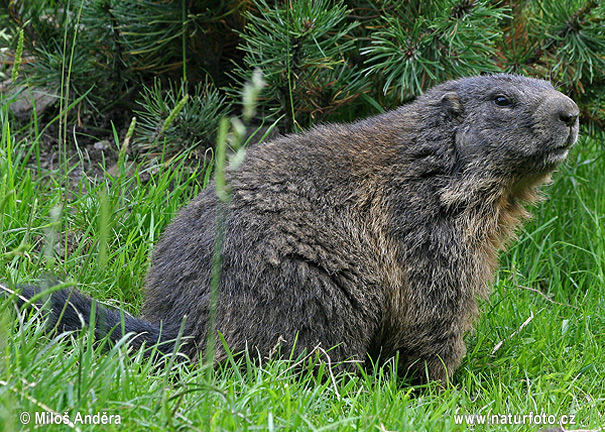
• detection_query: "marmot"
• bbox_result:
[17,74,579,384]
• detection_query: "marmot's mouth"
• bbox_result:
[551,147,570,157]
[543,131,575,167]
[553,142,572,152]
[553,129,578,151]
[543,146,570,167]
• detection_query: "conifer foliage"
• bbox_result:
[1,0,603,158]
[231,0,368,132]
[362,0,509,100]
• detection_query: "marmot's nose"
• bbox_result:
[554,95,579,127]
[559,110,578,127]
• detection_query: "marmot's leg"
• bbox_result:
[396,328,466,385]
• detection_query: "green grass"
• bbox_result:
[1,91,605,432]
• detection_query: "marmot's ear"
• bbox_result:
[440,92,463,119]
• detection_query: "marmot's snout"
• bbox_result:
[558,105,578,128]
[547,91,579,147]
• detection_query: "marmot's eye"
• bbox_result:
[494,95,512,107]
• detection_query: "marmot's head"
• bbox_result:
[423,74,579,178]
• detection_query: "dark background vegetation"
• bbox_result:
[0,0,603,166]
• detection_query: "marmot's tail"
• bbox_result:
[14,285,180,355]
